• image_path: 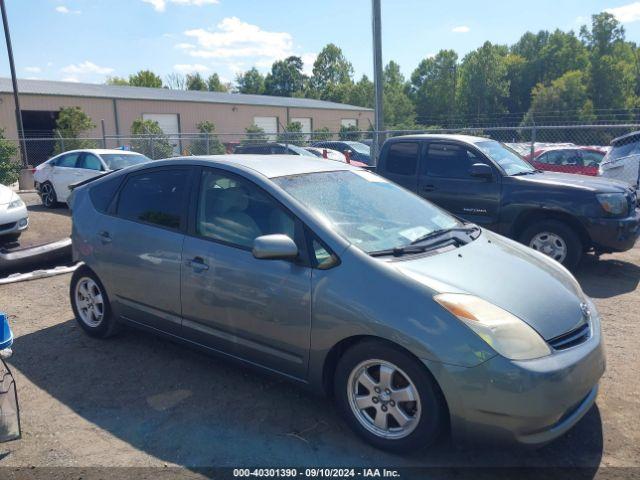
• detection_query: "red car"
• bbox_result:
[523,146,607,176]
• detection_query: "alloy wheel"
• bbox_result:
[75,277,105,328]
[40,183,54,207]
[529,231,567,263]
[347,359,421,439]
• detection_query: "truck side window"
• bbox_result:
[423,143,481,179]
[385,142,419,175]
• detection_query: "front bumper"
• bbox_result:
[0,205,29,237]
[583,208,640,253]
[424,309,605,447]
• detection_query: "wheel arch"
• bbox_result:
[511,208,591,248]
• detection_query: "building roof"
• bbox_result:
[0,77,371,112]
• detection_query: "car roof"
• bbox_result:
[386,134,491,145]
[56,149,143,156]
[153,154,356,178]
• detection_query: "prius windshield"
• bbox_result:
[274,170,460,253]
[475,140,536,175]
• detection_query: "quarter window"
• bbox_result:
[385,142,419,175]
[116,169,188,230]
[196,169,295,250]
[423,143,482,178]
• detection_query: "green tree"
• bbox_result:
[53,107,97,153]
[339,124,361,141]
[186,72,208,91]
[409,50,458,125]
[130,118,173,159]
[242,124,268,144]
[523,71,595,140]
[264,56,306,97]
[105,76,129,86]
[207,73,228,92]
[236,68,266,94]
[312,127,332,141]
[348,75,374,108]
[277,121,305,146]
[383,61,415,127]
[457,42,510,119]
[128,70,163,88]
[311,43,354,99]
[0,128,20,185]
[190,121,225,155]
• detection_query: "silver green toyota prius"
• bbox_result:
[69,155,605,452]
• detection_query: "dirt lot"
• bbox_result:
[0,223,638,475]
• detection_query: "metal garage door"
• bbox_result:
[291,117,311,140]
[253,116,278,141]
[142,113,180,154]
[341,118,357,128]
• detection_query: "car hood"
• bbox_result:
[391,230,587,340]
[0,184,15,205]
[515,171,630,193]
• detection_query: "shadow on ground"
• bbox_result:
[11,319,603,471]
[576,254,640,298]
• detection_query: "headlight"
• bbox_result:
[596,193,628,216]
[434,293,551,360]
[8,196,25,209]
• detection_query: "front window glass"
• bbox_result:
[423,143,482,178]
[286,144,317,157]
[101,153,151,170]
[55,153,80,168]
[197,170,295,249]
[475,140,536,175]
[609,141,640,162]
[274,170,459,253]
[344,142,370,154]
[78,153,103,171]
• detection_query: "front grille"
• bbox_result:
[548,322,591,351]
[0,221,16,232]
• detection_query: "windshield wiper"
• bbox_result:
[409,225,481,246]
[511,169,542,176]
[369,244,433,257]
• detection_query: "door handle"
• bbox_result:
[422,184,436,192]
[189,256,209,272]
[98,231,112,244]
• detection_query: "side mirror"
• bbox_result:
[470,163,493,179]
[252,234,298,260]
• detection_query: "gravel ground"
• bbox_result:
[0,230,638,476]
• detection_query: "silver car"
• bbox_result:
[69,155,605,451]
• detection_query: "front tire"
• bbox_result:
[519,219,583,270]
[39,181,58,209]
[334,340,446,452]
[70,267,120,338]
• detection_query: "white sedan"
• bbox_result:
[0,184,28,242]
[34,149,151,208]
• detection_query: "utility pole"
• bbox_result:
[0,0,28,167]
[371,0,384,166]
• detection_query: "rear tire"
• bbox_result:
[70,267,120,338]
[334,340,446,452]
[39,181,58,209]
[519,219,582,270]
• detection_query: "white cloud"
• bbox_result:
[55,5,80,14]
[301,52,317,76]
[184,17,293,64]
[142,0,219,12]
[174,63,210,73]
[24,66,42,73]
[62,76,80,83]
[61,61,114,76]
[452,25,470,33]
[175,42,196,50]
[605,2,640,23]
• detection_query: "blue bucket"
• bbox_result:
[0,313,14,351]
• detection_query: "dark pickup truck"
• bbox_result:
[375,134,640,268]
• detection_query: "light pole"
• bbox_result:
[371,0,384,165]
[1,0,28,167]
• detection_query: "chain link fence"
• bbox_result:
[5,124,640,175]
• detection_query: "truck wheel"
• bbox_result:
[520,219,582,270]
[334,340,446,452]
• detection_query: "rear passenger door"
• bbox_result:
[103,167,192,335]
[418,142,501,226]
[380,141,420,192]
[73,152,105,184]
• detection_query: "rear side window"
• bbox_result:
[78,153,103,171]
[385,142,419,175]
[89,175,122,213]
[55,153,81,167]
[116,169,189,230]
[423,143,481,178]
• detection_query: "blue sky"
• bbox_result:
[1,0,639,86]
